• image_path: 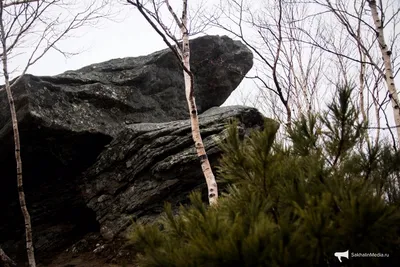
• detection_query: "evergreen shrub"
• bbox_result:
[129,86,400,267]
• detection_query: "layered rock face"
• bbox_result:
[82,106,266,241]
[0,35,270,265]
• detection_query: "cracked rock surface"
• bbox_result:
[82,105,269,240]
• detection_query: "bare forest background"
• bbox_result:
[209,0,400,150]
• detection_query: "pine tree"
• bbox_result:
[129,85,400,267]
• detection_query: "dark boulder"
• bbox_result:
[0,35,256,265]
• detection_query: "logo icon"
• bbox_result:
[334,250,349,262]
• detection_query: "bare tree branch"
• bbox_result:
[0,247,16,267]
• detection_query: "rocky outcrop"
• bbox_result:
[82,106,267,240]
[0,35,262,265]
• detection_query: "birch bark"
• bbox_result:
[130,0,219,205]
[0,1,36,264]
[368,0,400,144]
[180,0,218,205]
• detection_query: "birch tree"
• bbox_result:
[205,0,325,133]
[127,0,218,205]
[367,0,400,145]
[299,0,400,148]
[0,1,111,266]
[205,0,399,148]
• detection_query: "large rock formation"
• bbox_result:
[82,106,266,241]
[0,35,267,266]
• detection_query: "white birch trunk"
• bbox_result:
[368,0,400,144]
[1,55,36,267]
[0,1,36,266]
[132,0,219,205]
[181,0,218,205]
